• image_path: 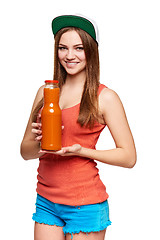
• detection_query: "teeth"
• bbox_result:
[67,62,77,65]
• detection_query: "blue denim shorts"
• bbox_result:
[32,194,111,239]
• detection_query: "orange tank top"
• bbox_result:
[36,84,109,206]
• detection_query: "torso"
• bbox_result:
[59,83,106,125]
[38,82,106,125]
[59,83,83,110]
[37,83,109,206]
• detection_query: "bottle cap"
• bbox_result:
[45,80,59,84]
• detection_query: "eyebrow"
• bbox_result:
[58,43,83,47]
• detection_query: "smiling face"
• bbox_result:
[58,30,86,76]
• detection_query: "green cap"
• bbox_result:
[52,14,99,44]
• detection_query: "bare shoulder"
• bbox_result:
[98,86,130,131]
[100,87,120,100]
[99,87,123,112]
[31,84,45,111]
[35,84,45,100]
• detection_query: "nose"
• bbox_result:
[66,49,75,60]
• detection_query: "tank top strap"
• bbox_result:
[98,84,108,96]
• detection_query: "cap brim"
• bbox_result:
[52,15,97,43]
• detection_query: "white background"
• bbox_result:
[0,0,160,239]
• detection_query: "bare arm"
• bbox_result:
[48,88,137,168]
[79,88,136,167]
[20,85,45,160]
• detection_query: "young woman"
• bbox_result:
[21,15,136,240]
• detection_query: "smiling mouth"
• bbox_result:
[65,61,79,65]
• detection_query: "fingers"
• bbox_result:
[54,149,67,154]
[32,123,64,130]
[35,135,42,141]
[38,145,81,157]
[32,122,42,129]
[32,122,42,141]
[32,128,42,135]
[38,148,67,155]
[63,144,81,153]
[31,122,64,143]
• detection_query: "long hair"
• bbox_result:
[54,27,100,128]
[32,27,100,128]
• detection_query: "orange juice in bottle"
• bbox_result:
[41,80,62,151]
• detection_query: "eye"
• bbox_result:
[58,46,67,50]
[76,47,84,51]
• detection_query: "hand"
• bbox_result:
[31,122,42,141]
[39,144,82,157]
[32,113,64,142]
[31,113,42,141]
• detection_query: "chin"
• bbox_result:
[66,68,86,76]
[67,70,79,75]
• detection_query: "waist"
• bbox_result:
[37,155,108,205]
[38,155,98,187]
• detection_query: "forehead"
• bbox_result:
[59,30,82,45]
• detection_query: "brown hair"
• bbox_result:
[32,27,100,128]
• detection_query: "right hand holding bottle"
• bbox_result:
[31,122,42,141]
[31,112,64,143]
[31,112,42,141]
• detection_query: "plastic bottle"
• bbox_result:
[41,80,62,151]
